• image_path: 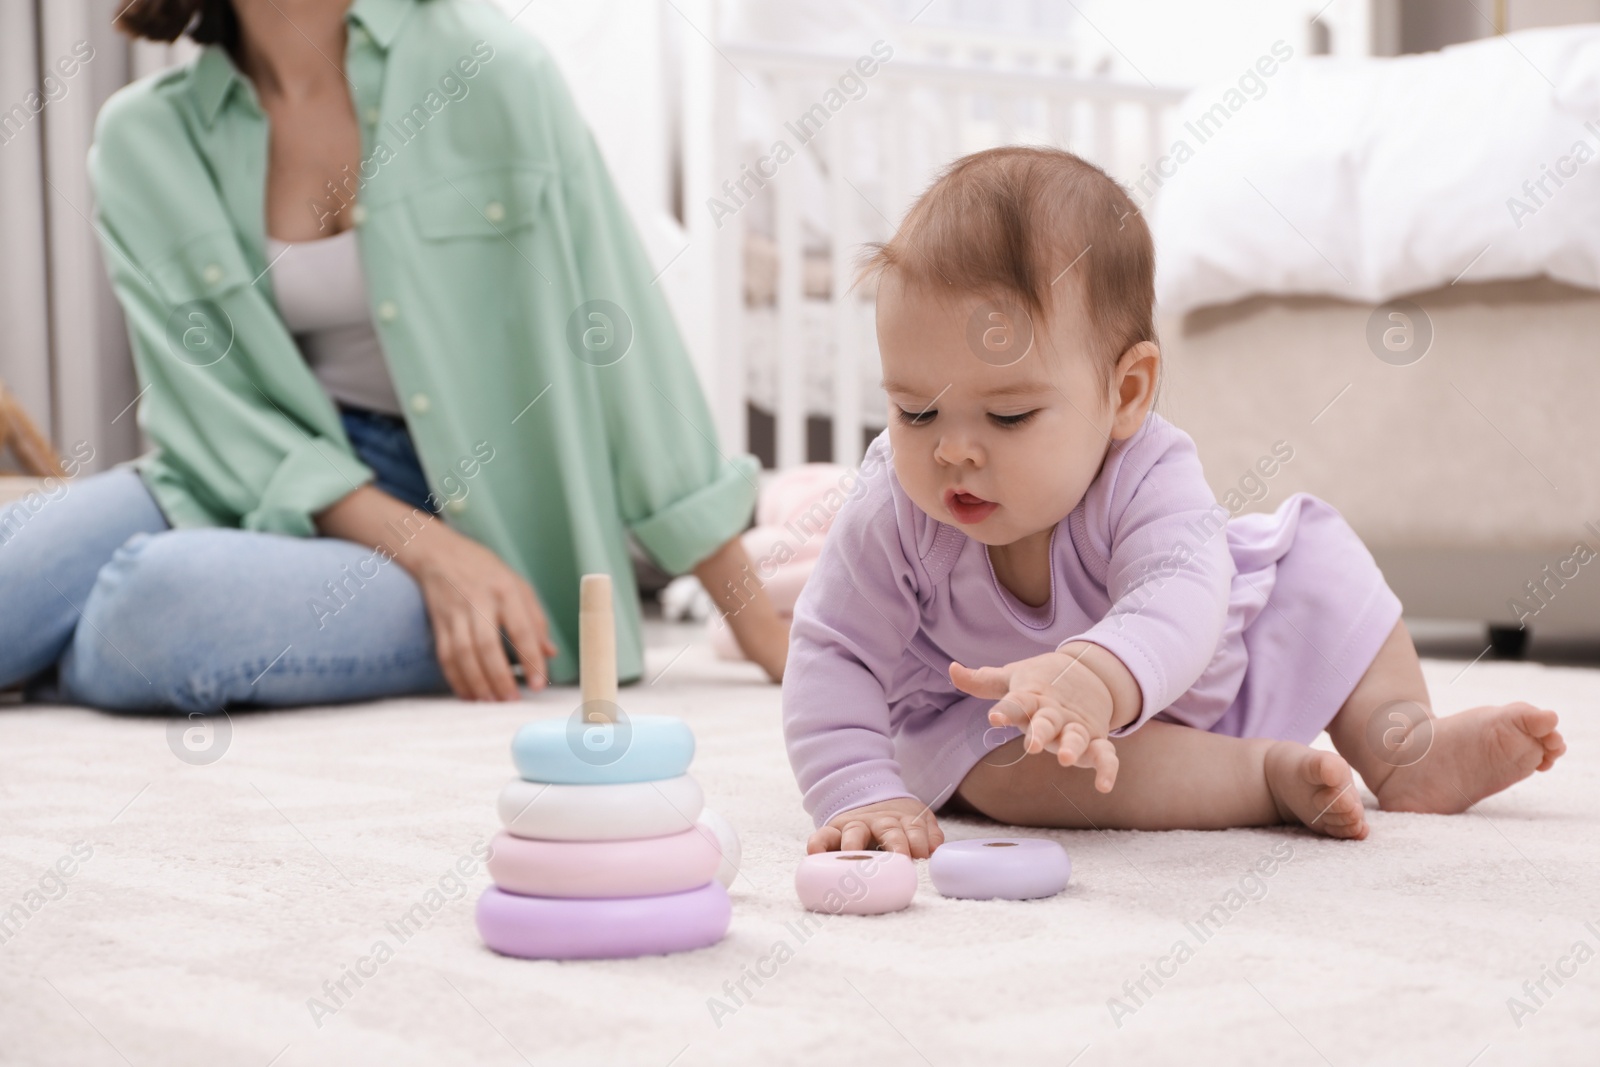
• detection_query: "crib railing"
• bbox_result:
[681,25,1187,471]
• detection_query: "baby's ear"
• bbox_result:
[1109,340,1160,439]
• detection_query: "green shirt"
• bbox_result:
[87,0,757,685]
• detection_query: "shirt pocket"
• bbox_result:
[405,166,552,240]
[148,229,255,307]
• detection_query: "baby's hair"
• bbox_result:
[856,146,1155,394]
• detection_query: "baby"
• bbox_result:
[781,146,1566,857]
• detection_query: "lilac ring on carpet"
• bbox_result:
[475,882,731,960]
[928,838,1071,900]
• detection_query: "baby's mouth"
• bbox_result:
[943,488,998,525]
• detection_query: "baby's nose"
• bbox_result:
[935,433,984,466]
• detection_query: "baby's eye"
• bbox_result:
[989,410,1038,428]
[896,407,936,426]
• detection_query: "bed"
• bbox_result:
[1161,276,1600,643]
[1151,25,1600,643]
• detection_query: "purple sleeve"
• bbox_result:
[1059,418,1235,736]
[782,440,924,827]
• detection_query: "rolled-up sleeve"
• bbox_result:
[247,434,377,535]
[624,453,761,576]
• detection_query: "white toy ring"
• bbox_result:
[497,775,704,841]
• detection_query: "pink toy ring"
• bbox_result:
[486,828,722,898]
[928,837,1071,900]
[794,851,917,915]
[476,882,731,960]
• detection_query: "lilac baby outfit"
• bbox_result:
[782,412,1402,827]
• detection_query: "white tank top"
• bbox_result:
[265,228,404,417]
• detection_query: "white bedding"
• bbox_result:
[1152,26,1600,316]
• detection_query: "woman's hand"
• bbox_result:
[315,484,557,701]
[405,523,559,701]
[806,797,944,858]
[949,642,1138,793]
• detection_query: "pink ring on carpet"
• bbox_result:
[476,882,731,960]
[486,828,722,898]
[794,850,917,915]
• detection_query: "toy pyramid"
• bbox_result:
[475,574,739,959]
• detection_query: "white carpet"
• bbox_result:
[1,618,1596,1066]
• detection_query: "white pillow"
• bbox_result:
[1152,26,1600,316]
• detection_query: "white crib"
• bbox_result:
[678,8,1187,471]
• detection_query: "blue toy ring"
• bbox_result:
[512,712,694,784]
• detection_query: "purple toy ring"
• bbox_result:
[928,837,1071,900]
[476,882,731,960]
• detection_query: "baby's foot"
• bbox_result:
[1264,742,1368,840]
[1376,703,1565,814]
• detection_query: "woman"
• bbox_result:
[0,0,787,711]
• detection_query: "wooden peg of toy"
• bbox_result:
[579,573,617,714]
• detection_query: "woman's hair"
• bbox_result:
[114,0,240,50]
[856,145,1156,393]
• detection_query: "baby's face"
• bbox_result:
[876,273,1118,547]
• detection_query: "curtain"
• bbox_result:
[0,0,194,475]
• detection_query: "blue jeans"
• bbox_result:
[0,404,451,711]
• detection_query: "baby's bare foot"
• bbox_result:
[1264,742,1368,839]
[1376,703,1565,814]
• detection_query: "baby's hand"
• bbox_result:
[950,646,1120,792]
[806,797,944,859]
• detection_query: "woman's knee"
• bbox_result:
[0,469,168,689]
[61,527,443,711]
[0,467,164,551]
[60,531,230,711]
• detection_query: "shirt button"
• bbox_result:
[351,25,369,44]
[350,203,367,226]
[409,392,431,414]
[203,263,224,286]
[445,498,468,515]
[377,300,398,322]
[363,107,380,125]
[484,201,505,223]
